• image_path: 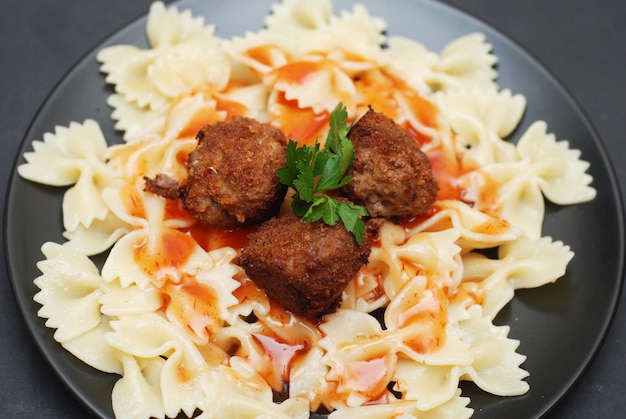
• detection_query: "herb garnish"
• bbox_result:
[277,103,369,245]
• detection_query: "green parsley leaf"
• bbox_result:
[293,158,316,201]
[289,193,309,218]
[316,157,351,192]
[325,102,351,153]
[277,102,369,245]
[302,195,335,224]
[276,140,300,186]
[336,201,368,242]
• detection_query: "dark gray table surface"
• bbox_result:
[1,0,624,418]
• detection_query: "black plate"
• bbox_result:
[5,0,624,418]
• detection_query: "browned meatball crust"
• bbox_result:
[239,213,371,318]
[340,108,438,218]
[146,116,289,227]
[144,173,182,200]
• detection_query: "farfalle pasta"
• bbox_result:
[18,0,596,418]
[98,2,229,111]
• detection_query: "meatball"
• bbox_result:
[146,116,288,227]
[239,213,371,318]
[340,108,438,218]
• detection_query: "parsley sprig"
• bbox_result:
[277,103,369,245]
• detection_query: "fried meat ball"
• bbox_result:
[340,108,438,218]
[239,213,372,318]
[146,116,288,227]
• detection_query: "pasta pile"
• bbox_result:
[18,0,596,418]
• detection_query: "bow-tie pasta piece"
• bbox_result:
[265,59,357,116]
[34,242,104,342]
[265,0,386,61]
[18,120,119,233]
[324,389,472,419]
[98,2,229,113]
[432,33,498,92]
[458,306,529,396]
[62,318,123,375]
[112,355,167,419]
[107,312,215,418]
[409,200,521,250]
[435,88,526,165]
[265,0,333,33]
[517,121,596,205]
[393,360,466,411]
[319,310,398,408]
[146,1,208,48]
[461,235,573,320]
[384,36,440,95]
[466,121,596,239]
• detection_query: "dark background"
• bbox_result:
[1,0,624,418]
